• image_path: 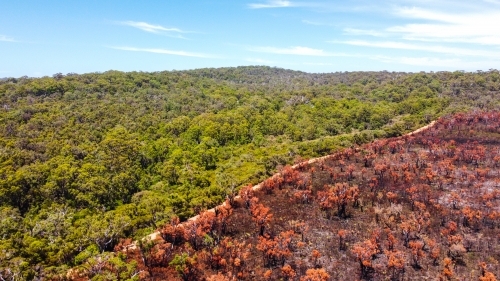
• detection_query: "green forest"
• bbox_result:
[0,66,499,279]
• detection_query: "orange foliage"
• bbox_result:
[239,184,254,209]
[479,261,497,281]
[293,189,312,204]
[160,216,186,245]
[300,268,330,281]
[281,264,296,281]
[250,199,273,236]
[352,239,378,279]
[207,272,231,281]
[311,249,321,266]
[338,229,349,251]
[317,182,359,219]
[409,240,425,268]
[263,269,273,280]
[385,229,397,251]
[256,230,295,267]
[426,238,441,265]
[386,192,398,204]
[440,258,454,280]
[385,250,405,280]
[480,272,498,281]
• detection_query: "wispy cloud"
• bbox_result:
[109,46,217,58]
[388,7,500,45]
[336,2,500,68]
[343,28,386,37]
[340,3,500,46]
[0,35,16,42]
[118,21,189,38]
[483,0,500,4]
[248,0,319,9]
[119,21,184,33]
[248,0,295,8]
[301,20,339,27]
[248,46,339,56]
[302,19,325,26]
[394,6,458,22]
[338,40,500,58]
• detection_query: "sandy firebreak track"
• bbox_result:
[129,120,437,249]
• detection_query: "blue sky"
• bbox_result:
[1,0,499,77]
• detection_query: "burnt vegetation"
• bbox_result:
[81,111,500,280]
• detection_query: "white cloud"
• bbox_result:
[394,6,458,22]
[339,40,500,58]
[338,2,500,68]
[302,20,341,27]
[248,46,338,56]
[389,7,500,45]
[0,35,15,42]
[483,0,500,4]
[248,0,294,8]
[109,46,217,58]
[343,28,386,37]
[248,0,319,9]
[302,20,324,26]
[118,21,187,35]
